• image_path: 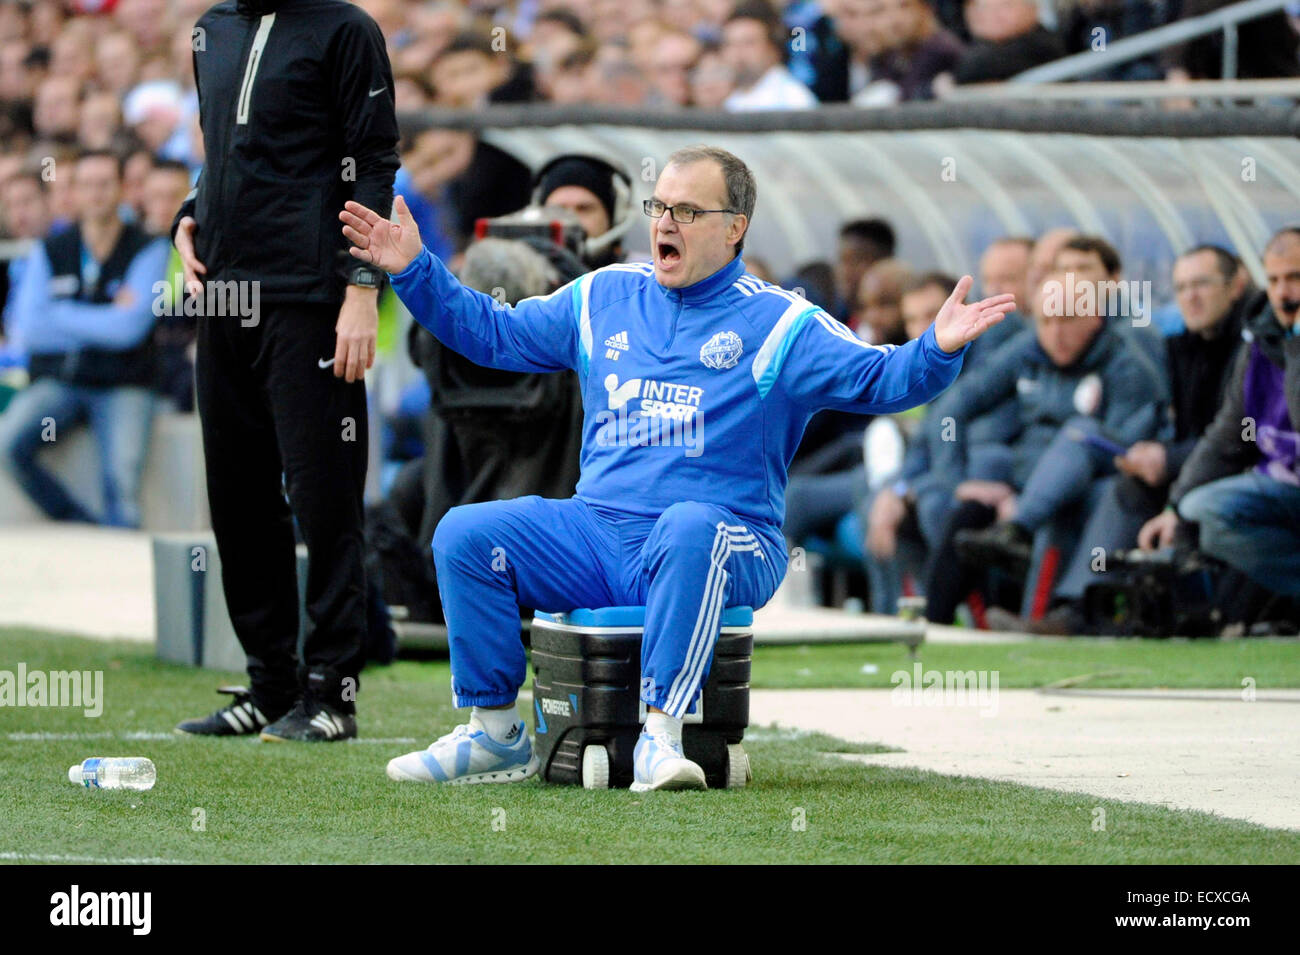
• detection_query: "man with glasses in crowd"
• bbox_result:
[340,144,1015,791]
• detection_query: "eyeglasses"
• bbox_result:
[642,198,736,224]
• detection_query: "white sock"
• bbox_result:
[470,705,522,742]
[645,711,682,744]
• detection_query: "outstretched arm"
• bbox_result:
[772,276,1015,413]
[341,197,582,373]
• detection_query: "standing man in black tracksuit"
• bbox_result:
[173,0,399,741]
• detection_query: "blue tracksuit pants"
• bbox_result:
[432,496,788,718]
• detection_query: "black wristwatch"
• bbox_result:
[347,264,384,290]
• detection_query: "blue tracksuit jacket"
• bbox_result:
[390,249,968,538]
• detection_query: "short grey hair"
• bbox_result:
[664,144,756,256]
[459,238,561,305]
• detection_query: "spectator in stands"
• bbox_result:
[33,75,81,145]
[76,92,124,153]
[784,0,852,101]
[1060,0,1171,81]
[0,149,167,528]
[721,1,819,109]
[861,235,1033,609]
[785,258,913,548]
[431,30,535,107]
[1139,228,1300,601]
[875,0,965,99]
[0,169,51,344]
[95,30,142,99]
[1163,0,1300,81]
[1056,232,1165,366]
[690,40,736,106]
[980,235,1032,309]
[835,0,905,104]
[861,270,956,611]
[528,8,589,100]
[550,39,595,100]
[142,158,197,412]
[589,39,652,105]
[1003,243,1252,633]
[924,261,1166,624]
[834,216,895,321]
[936,0,1065,89]
[855,256,911,344]
[646,28,704,107]
[1024,227,1078,320]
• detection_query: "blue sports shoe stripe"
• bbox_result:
[418,748,449,781]
[455,739,472,777]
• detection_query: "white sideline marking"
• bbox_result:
[6,732,175,741]
[0,851,191,865]
[7,732,421,743]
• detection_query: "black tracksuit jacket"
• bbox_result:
[172,0,399,305]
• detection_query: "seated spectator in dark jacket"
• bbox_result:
[1000,244,1252,633]
[0,149,168,528]
[1060,0,1173,81]
[835,0,907,104]
[1163,0,1300,80]
[940,0,1066,87]
[1139,228,1300,601]
[1055,233,1165,368]
[925,265,1167,623]
[875,0,965,99]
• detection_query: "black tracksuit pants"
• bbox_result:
[195,302,368,714]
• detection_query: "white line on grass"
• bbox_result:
[0,851,192,865]
[6,732,175,741]
[6,732,418,743]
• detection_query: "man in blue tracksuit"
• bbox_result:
[341,145,1014,790]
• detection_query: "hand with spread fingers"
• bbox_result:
[932,275,1016,353]
[340,195,423,275]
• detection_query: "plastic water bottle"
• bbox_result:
[68,757,156,791]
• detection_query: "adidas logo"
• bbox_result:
[309,710,348,738]
[504,722,521,741]
[604,330,630,360]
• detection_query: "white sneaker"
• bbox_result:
[630,731,707,792]
[386,723,539,784]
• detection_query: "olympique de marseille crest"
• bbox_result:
[700,331,744,370]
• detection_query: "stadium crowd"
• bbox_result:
[0,0,1297,637]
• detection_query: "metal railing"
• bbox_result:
[944,77,1300,105]
[1009,0,1295,84]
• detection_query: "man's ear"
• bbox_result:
[729,213,748,247]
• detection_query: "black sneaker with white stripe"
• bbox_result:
[176,686,282,737]
[259,698,356,742]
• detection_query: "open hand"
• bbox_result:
[340,195,423,274]
[933,275,1015,353]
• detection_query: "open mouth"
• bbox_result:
[657,242,681,268]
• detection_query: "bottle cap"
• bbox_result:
[68,764,81,784]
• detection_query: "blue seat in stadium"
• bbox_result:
[530,605,754,789]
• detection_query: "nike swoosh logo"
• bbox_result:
[369,86,386,97]
[318,358,334,369]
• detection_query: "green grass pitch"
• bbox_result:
[1,628,1297,864]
